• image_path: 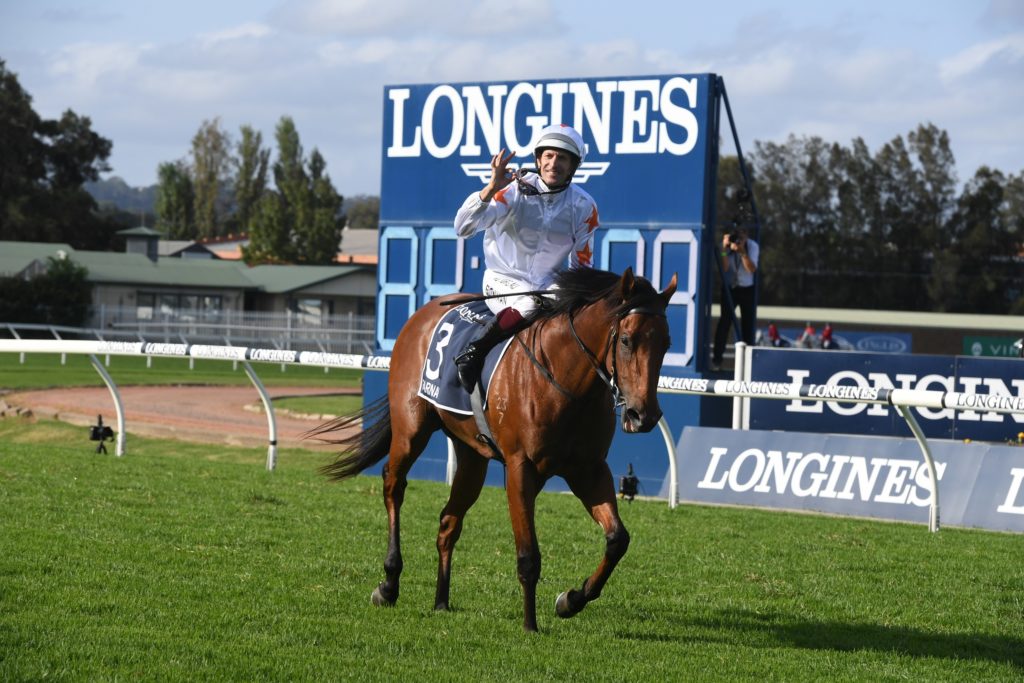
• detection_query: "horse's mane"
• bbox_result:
[536,267,663,321]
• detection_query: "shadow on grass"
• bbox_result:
[620,608,1024,669]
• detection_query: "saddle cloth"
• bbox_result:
[417,299,514,415]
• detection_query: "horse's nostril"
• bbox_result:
[626,408,641,425]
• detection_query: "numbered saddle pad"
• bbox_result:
[417,300,515,415]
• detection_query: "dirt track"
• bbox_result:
[1,385,358,451]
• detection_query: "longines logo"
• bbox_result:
[386,77,702,184]
[698,446,944,507]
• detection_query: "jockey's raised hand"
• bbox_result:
[480,148,517,202]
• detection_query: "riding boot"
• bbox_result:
[454,319,513,393]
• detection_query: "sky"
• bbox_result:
[2,0,1023,197]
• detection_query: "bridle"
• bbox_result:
[567,303,667,408]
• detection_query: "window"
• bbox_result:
[136,292,223,322]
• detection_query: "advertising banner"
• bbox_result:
[747,348,1024,442]
[675,426,1024,533]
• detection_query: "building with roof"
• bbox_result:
[0,235,378,329]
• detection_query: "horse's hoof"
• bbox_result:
[555,591,579,619]
[370,585,395,607]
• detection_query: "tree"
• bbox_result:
[343,195,380,231]
[929,167,1021,313]
[154,161,195,239]
[243,117,344,265]
[0,59,114,249]
[299,149,344,262]
[749,125,968,311]
[233,125,269,234]
[190,118,232,239]
[0,255,92,325]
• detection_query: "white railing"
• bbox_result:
[2,339,1022,532]
[88,307,376,354]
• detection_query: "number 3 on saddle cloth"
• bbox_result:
[417,300,515,415]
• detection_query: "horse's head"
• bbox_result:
[613,268,677,433]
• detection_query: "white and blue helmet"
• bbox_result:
[533,124,586,164]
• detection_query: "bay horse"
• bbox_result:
[314,267,677,632]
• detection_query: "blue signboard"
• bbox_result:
[747,348,1024,442]
[676,426,1024,533]
[376,74,723,370]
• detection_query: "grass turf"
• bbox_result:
[0,352,362,390]
[1,417,1022,681]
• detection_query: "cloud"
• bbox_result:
[197,22,272,47]
[939,31,1024,81]
[270,0,557,38]
[16,0,1023,193]
[48,42,145,90]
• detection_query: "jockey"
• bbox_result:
[452,123,600,392]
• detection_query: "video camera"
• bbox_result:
[618,463,639,502]
[89,415,115,454]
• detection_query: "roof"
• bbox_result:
[244,263,371,293]
[197,229,380,264]
[0,241,372,292]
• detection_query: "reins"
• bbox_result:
[567,304,667,408]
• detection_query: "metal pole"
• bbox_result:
[446,438,456,486]
[657,417,679,509]
[241,361,278,471]
[897,404,941,532]
[88,354,126,456]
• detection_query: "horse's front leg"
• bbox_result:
[505,459,542,632]
[556,461,629,619]
[434,447,488,611]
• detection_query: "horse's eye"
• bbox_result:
[620,334,631,349]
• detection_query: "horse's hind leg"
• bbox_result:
[371,407,438,607]
[434,442,488,611]
[556,461,629,619]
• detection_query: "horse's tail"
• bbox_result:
[308,395,393,481]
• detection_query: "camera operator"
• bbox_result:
[711,226,759,370]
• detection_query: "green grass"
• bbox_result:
[1,417,1022,681]
[0,352,362,390]
[272,394,364,417]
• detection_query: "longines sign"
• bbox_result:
[380,74,716,225]
[677,426,1024,533]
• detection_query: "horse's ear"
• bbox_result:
[660,273,678,304]
[620,267,635,301]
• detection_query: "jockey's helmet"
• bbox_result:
[534,124,586,164]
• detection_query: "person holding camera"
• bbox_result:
[711,226,759,370]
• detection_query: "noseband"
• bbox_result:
[568,304,666,408]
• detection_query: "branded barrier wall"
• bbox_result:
[3,338,1022,532]
[746,348,1024,443]
[676,426,1024,533]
